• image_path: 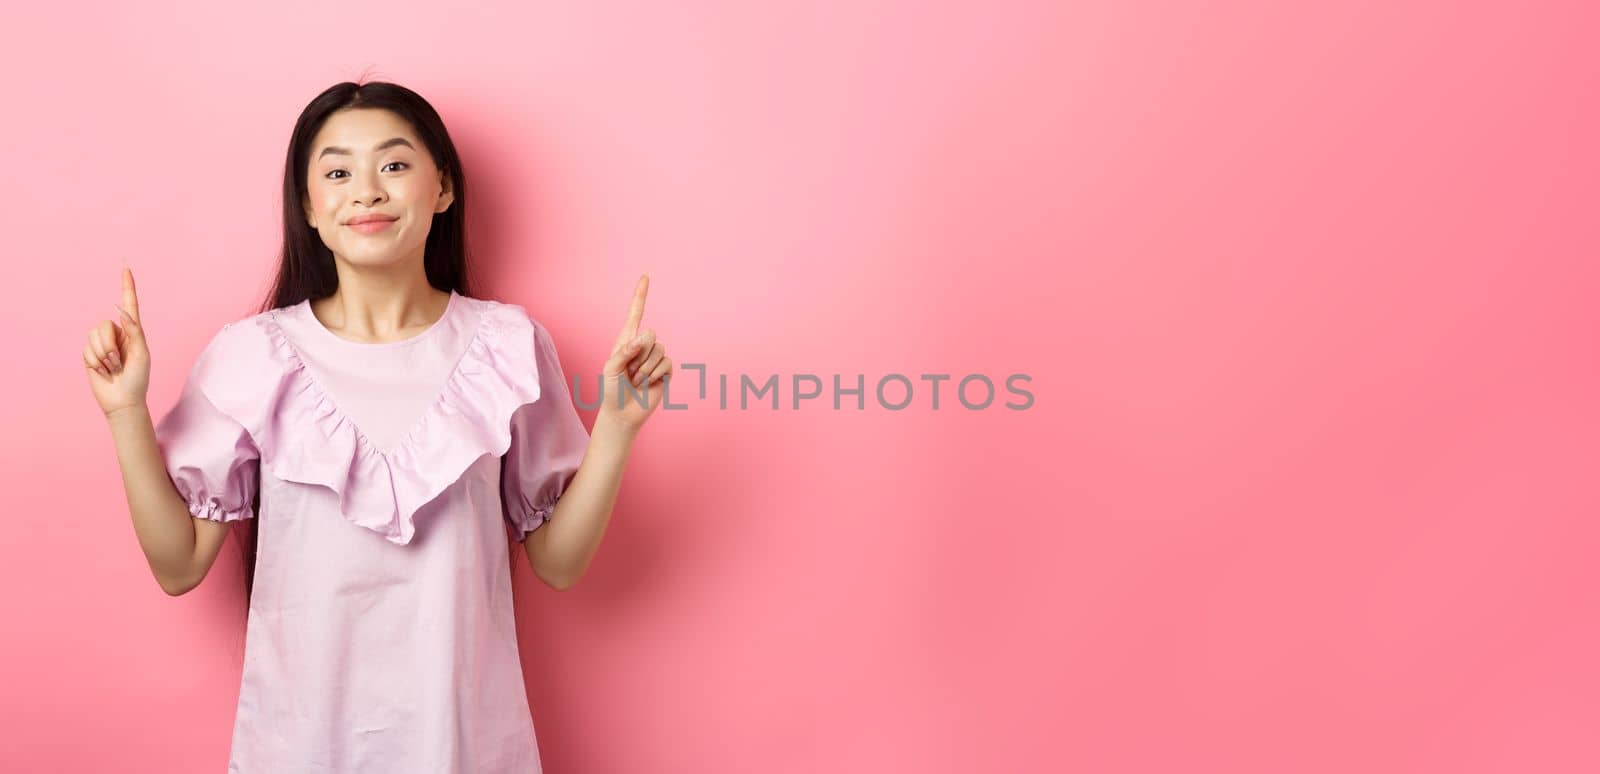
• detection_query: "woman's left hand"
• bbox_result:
[597,274,672,431]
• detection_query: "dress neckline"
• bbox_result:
[299,290,459,349]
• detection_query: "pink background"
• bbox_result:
[2,1,1596,772]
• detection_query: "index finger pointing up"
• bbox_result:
[618,274,649,342]
[121,266,140,323]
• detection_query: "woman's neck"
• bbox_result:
[310,278,451,343]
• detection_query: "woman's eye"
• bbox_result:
[323,162,408,180]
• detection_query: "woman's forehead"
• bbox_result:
[313,109,419,151]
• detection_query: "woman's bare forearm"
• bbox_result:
[523,414,637,589]
[105,403,199,594]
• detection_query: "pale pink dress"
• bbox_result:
[153,290,590,773]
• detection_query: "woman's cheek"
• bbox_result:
[303,183,334,222]
[316,192,341,219]
[397,179,433,207]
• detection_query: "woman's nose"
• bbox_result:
[353,173,387,205]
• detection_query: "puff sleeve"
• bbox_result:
[153,325,261,523]
[500,318,591,542]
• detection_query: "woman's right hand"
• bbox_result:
[85,267,152,418]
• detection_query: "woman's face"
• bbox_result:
[302,108,454,269]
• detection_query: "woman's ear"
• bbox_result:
[435,169,455,214]
[302,193,317,228]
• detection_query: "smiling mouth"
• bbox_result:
[348,218,396,233]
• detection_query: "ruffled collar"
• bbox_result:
[194,293,545,545]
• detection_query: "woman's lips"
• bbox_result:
[348,218,395,234]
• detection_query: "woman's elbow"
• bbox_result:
[154,567,200,596]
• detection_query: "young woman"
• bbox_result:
[83,81,672,772]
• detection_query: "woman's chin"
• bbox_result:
[329,246,414,269]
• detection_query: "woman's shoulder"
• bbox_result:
[462,294,555,345]
[178,307,308,407]
[467,293,537,323]
[190,307,287,369]
[214,305,281,338]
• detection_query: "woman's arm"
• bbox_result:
[105,403,228,596]
[523,414,637,590]
[86,268,230,596]
[519,275,672,590]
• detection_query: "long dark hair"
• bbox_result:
[237,79,478,602]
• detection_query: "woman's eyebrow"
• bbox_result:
[317,137,415,160]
